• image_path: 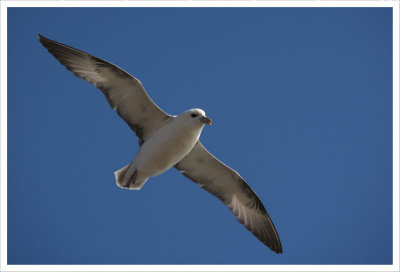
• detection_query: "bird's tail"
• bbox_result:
[114,163,148,190]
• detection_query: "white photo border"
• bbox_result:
[0,1,398,272]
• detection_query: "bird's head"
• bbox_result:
[180,108,212,126]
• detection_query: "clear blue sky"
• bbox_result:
[7,7,393,264]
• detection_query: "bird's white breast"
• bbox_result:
[133,118,204,178]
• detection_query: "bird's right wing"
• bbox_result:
[38,34,171,144]
[175,142,282,253]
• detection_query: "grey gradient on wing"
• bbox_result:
[38,34,171,144]
[175,142,282,253]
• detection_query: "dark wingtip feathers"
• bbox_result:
[274,241,283,254]
[37,34,49,45]
[38,34,59,54]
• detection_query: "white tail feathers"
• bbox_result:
[114,163,149,190]
[114,164,130,187]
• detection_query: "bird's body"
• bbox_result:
[116,109,209,190]
[38,34,283,254]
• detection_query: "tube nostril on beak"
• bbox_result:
[201,116,212,125]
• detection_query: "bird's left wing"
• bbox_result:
[175,142,282,253]
[38,34,171,144]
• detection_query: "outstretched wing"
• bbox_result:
[175,142,282,253]
[38,34,171,144]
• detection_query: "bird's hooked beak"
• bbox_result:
[202,116,212,125]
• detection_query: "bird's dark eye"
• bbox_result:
[191,113,198,118]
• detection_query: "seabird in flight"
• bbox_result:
[38,34,283,254]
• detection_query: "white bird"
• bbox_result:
[38,34,283,254]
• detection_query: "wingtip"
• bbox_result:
[37,34,47,45]
[37,34,61,52]
[273,239,283,254]
[37,34,52,45]
[261,232,282,254]
[268,242,283,254]
[276,239,283,253]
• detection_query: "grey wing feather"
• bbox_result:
[38,34,171,143]
[175,142,282,254]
